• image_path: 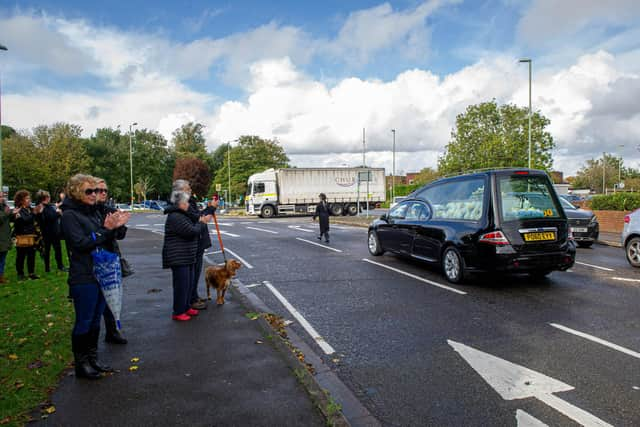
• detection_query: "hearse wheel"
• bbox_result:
[442,247,464,284]
[368,231,384,256]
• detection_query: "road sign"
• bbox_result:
[216,184,222,192]
[448,340,612,427]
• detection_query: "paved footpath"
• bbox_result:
[36,229,324,427]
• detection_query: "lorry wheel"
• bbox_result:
[261,205,275,218]
[346,204,358,216]
[330,204,343,216]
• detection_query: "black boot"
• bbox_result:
[72,334,102,380]
[105,319,128,345]
[87,329,114,373]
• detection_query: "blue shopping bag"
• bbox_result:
[91,233,123,330]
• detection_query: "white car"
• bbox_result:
[623,209,640,267]
[116,203,132,212]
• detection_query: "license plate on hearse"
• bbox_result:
[523,232,556,242]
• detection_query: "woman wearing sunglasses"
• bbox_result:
[60,174,130,380]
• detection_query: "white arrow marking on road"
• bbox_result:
[246,226,279,234]
[448,340,613,427]
[574,261,614,272]
[550,323,640,359]
[288,225,315,233]
[516,409,548,427]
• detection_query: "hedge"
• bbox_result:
[589,192,640,211]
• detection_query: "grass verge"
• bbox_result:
[0,245,73,426]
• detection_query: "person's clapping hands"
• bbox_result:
[104,211,130,230]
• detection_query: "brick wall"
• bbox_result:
[593,210,631,233]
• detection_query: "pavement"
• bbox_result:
[36,227,326,427]
[110,213,640,426]
[597,231,623,248]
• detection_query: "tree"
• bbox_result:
[2,132,47,194]
[134,177,154,202]
[173,157,212,198]
[572,154,624,193]
[413,167,441,186]
[172,122,208,160]
[438,101,555,175]
[86,127,129,201]
[209,143,229,182]
[212,136,289,200]
[0,124,16,140]
[131,129,175,200]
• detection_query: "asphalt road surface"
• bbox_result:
[129,213,640,426]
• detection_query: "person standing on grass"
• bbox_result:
[94,178,129,344]
[35,190,67,274]
[0,192,12,284]
[61,174,130,380]
[12,190,43,281]
[312,193,331,244]
[162,190,212,321]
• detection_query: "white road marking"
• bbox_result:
[611,277,640,283]
[246,226,279,234]
[550,323,640,359]
[153,223,164,226]
[245,283,263,288]
[363,259,467,295]
[137,223,150,226]
[209,230,240,238]
[224,248,254,269]
[574,261,614,272]
[204,250,222,255]
[296,238,343,253]
[449,340,613,427]
[288,225,315,233]
[263,280,335,355]
[516,410,548,427]
[151,230,165,236]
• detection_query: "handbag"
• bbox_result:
[15,234,37,247]
[113,240,134,277]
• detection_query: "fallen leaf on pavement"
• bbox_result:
[255,340,263,344]
[8,354,18,360]
[331,358,340,363]
[129,366,139,371]
[43,406,56,414]
[130,357,140,363]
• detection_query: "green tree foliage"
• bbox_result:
[413,167,441,186]
[0,124,16,140]
[173,157,212,198]
[172,122,208,160]
[212,136,289,200]
[209,143,229,182]
[590,192,640,211]
[438,101,555,175]
[3,133,47,194]
[572,154,623,193]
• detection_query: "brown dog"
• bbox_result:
[205,260,242,305]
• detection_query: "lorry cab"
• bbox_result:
[246,169,278,217]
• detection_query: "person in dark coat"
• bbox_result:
[35,190,67,273]
[11,190,43,280]
[313,193,331,243]
[171,179,218,311]
[0,192,12,284]
[95,178,129,345]
[61,174,130,380]
[162,190,212,321]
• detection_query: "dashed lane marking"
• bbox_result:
[362,259,467,295]
[209,230,240,238]
[224,248,254,269]
[296,238,343,253]
[263,280,335,355]
[246,226,279,234]
[574,261,614,272]
[550,323,640,359]
[611,277,640,283]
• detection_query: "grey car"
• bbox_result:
[622,209,640,267]
[559,197,599,248]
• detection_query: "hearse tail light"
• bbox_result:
[624,215,631,224]
[479,231,511,245]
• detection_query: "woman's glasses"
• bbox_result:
[84,188,107,195]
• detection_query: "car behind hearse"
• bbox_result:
[367,169,576,283]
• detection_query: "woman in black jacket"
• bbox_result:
[61,174,129,380]
[162,190,211,321]
[12,190,43,280]
[312,193,331,244]
[35,190,67,273]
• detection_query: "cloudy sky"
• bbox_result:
[1,0,639,176]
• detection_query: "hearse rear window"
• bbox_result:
[414,178,485,221]
[499,175,561,221]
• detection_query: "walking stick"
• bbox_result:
[212,212,227,263]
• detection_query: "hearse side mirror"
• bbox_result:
[380,213,388,221]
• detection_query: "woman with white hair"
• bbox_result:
[162,190,212,321]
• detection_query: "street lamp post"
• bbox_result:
[0,44,7,192]
[391,129,396,202]
[519,58,532,169]
[129,122,138,207]
[228,141,231,207]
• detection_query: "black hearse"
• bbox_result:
[367,169,576,283]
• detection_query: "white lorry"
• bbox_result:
[246,168,386,217]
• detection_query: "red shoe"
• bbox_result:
[172,313,191,321]
[186,308,199,316]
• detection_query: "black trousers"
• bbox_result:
[191,251,204,303]
[43,236,64,271]
[16,246,36,276]
[171,265,195,315]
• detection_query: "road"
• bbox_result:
[128,213,640,426]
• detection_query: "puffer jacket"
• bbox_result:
[12,207,37,236]
[162,205,201,269]
[60,198,117,286]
